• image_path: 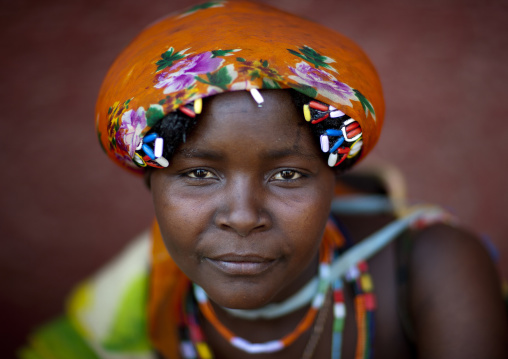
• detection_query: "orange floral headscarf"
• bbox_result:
[96,0,384,173]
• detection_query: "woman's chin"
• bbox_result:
[204,285,277,310]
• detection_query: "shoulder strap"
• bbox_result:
[329,207,448,283]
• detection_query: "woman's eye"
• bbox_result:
[271,170,302,181]
[186,169,215,179]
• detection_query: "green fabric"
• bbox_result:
[18,316,99,359]
[101,273,151,352]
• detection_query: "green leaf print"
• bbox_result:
[290,83,318,98]
[146,104,165,127]
[208,66,234,90]
[288,46,336,70]
[250,70,260,81]
[155,47,188,72]
[262,78,281,89]
[211,49,240,58]
[196,66,235,91]
[353,89,376,119]
[179,1,225,17]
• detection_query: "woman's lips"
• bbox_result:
[205,255,276,276]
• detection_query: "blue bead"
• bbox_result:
[142,144,156,160]
[326,129,342,136]
[143,133,158,143]
[329,137,345,153]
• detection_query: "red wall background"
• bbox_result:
[1,0,508,356]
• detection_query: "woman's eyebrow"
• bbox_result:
[261,148,320,161]
[175,148,223,160]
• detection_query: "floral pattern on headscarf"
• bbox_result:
[96,0,383,173]
[102,44,378,169]
[288,61,356,106]
[116,107,147,157]
[155,51,225,94]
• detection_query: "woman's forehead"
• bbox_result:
[178,91,316,153]
[202,90,298,122]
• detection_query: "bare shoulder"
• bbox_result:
[408,223,508,358]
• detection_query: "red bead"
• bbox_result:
[345,122,360,132]
[189,324,204,342]
[347,127,361,138]
[334,290,344,302]
[143,156,164,169]
[179,105,196,118]
[311,113,329,124]
[309,100,329,112]
[334,151,349,166]
[364,293,377,310]
[357,261,368,272]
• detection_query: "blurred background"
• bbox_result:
[1,0,507,356]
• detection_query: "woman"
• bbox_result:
[20,1,507,358]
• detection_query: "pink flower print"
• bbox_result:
[289,61,355,105]
[155,52,224,94]
[115,107,147,157]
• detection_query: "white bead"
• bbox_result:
[193,285,208,303]
[320,135,329,152]
[312,292,325,308]
[155,156,169,167]
[154,137,163,158]
[249,88,264,106]
[230,337,283,354]
[349,140,363,156]
[330,110,345,118]
[334,303,346,318]
[180,342,197,358]
[345,266,360,280]
[328,152,338,167]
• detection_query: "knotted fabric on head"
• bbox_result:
[95,0,384,174]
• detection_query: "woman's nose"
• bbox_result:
[214,178,270,237]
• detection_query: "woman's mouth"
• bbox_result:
[204,255,277,276]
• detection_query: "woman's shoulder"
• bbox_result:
[407,223,508,358]
[335,168,508,358]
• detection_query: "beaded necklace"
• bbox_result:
[336,218,376,359]
[175,220,377,359]
[192,239,334,355]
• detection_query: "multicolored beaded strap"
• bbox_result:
[344,260,376,359]
[332,215,377,359]
[178,285,214,359]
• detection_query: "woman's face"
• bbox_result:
[150,90,336,309]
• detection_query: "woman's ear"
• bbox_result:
[143,168,152,190]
